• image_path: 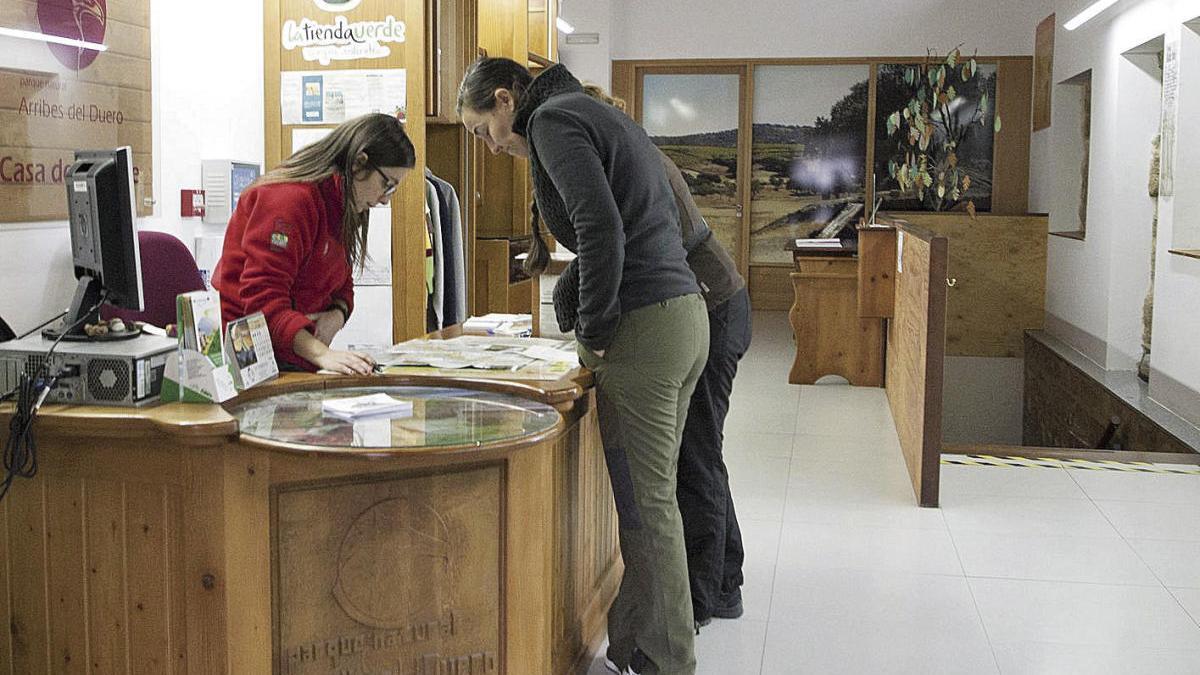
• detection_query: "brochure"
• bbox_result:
[322,393,414,420]
[225,312,279,390]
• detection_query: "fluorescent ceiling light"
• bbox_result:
[1064,0,1120,30]
[556,17,575,34]
[0,26,108,52]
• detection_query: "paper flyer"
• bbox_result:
[225,312,280,391]
[281,69,407,125]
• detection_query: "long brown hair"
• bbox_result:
[255,113,415,269]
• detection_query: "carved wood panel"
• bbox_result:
[272,466,502,675]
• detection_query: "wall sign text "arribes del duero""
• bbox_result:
[282,15,406,65]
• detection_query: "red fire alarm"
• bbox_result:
[181,189,206,218]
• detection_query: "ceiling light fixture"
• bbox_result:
[556,17,575,34]
[1064,0,1120,30]
[0,26,108,52]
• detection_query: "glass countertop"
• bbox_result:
[229,386,561,450]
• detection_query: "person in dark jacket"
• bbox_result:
[215,113,415,374]
[573,85,752,628]
[459,59,707,675]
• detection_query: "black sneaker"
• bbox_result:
[712,587,744,620]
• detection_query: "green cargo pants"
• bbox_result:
[579,293,709,675]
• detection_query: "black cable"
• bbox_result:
[16,310,68,340]
[1,292,106,501]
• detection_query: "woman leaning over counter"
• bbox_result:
[457,58,708,675]
[214,113,415,375]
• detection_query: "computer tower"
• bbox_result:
[0,334,176,407]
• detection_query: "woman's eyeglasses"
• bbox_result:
[371,164,398,199]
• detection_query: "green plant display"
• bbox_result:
[884,47,1002,216]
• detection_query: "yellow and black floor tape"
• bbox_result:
[941,454,1200,475]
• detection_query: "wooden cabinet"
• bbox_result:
[424,0,553,317]
[789,256,885,387]
[426,0,477,123]
[475,237,536,315]
[528,0,557,65]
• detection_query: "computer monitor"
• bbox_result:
[43,147,145,341]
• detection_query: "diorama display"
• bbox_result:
[876,51,999,215]
[641,73,743,259]
[750,65,870,265]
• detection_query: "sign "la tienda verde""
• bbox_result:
[282,15,406,65]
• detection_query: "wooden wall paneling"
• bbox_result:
[427,124,467,198]
[222,447,272,674]
[475,238,510,313]
[427,0,477,123]
[611,62,637,119]
[528,0,549,61]
[85,480,129,673]
[262,0,284,170]
[885,226,947,507]
[45,478,87,674]
[506,442,554,672]
[892,213,1047,357]
[993,57,1034,215]
[7,476,49,673]
[857,227,897,318]
[182,447,229,674]
[166,482,188,675]
[551,394,620,675]
[748,265,794,310]
[3,438,199,674]
[466,138,480,315]
[426,0,438,118]
[124,482,172,674]
[509,278,533,314]
[551,424,581,675]
[396,0,432,342]
[474,148,513,241]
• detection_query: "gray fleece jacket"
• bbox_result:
[513,64,699,352]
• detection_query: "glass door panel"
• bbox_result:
[640,72,744,266]
[750,65,870,265]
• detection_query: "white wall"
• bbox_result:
[1106,49,1161,370]
[1036,0,1200,428]
[0,0,264,335]
[607,0,1055,59]
[557,1,613,89]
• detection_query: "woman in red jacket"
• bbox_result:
[214,113,415,374]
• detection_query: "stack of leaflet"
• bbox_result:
[462,313,532,337]
[321,393,413,421]
[793,238,844,248]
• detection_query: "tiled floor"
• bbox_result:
[586,312,1200,674]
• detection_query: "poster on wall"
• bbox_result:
[1159,34,1180,197]
[1033,14,1055,132]
[0,0,153,223]
[281,69,406,125]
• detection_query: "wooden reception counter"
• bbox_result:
[0,369,619,675]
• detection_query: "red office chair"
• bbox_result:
[101,230,207,328]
